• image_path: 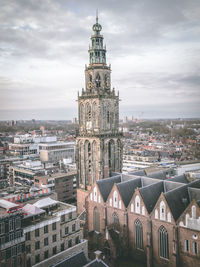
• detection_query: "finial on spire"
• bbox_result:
[96,9,98,23]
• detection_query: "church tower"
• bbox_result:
[76,15,122,194]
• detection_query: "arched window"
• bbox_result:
[95,73,101,88]
[107,111,110,123]
[135,195,140,214]
[92,141,97,183]
[93,207,100,232]
[89,74,92,82]
[86,103,91,121]
[134,219,143,249]
[79,104,84,125]
[159,226,169,259]
[192,205,196,219]
[92,102,97,128]
[113,190,118,208]
[160,201,166,221]
[116,140,121,170]
[112,212,119,231]
[108,140,115,171]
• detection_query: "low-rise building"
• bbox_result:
[34,171,77,204]
[22,197,84,267]
[39,142,75,163]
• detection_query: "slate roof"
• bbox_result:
[97,175,121,202]
[147,171,166,180]
[169,174,189,184]
[84,259,109,267]
[117,178,141,207]
[122,174,138,182]
[188,188,200,202]
[129,170,146,176]
[53,251,88,267]
[164,181,184,192]
[139,181,164,213]
[165,185,189,221]
[141,177,160,187]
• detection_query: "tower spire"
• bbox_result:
[96,9,98,23]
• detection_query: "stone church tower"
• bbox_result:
[76,16,122,210]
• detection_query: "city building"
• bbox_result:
[34,171,77,204]
[0,199,26,267]
[22,197,84,266]
[39,142,75,163]
[76,16,122,213]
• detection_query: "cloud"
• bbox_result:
[0,0,200,119]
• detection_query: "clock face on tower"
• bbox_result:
[87,81,93,90]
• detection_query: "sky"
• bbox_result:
[0,0,200,120]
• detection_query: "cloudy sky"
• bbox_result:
[0,0,200,120]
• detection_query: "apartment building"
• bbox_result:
[39,142,75,163]
[0,199,26,267]
[22,197,83,266]
[34,171,77,204]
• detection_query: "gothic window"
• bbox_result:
[95,73,101,87]
[117,139,121,170]
[86,103,91,121]
[134,219,143,249]
[113,190,118,208]
[92,102,97,128]
[79,104,84,125]
[160,201,166,221]
[107,110,110,124]
[93,207,100,232]
[89,74,92,82]
[159,226,169,259]
[119,200,122,209]
[92,141,97,183]
[135,195,140,214]
[108,140,115,171]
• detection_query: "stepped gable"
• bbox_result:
[96,175,121,202]
[139,181,164,213]
[117,178,142,207]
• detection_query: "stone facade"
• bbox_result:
[76,16,122,194]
